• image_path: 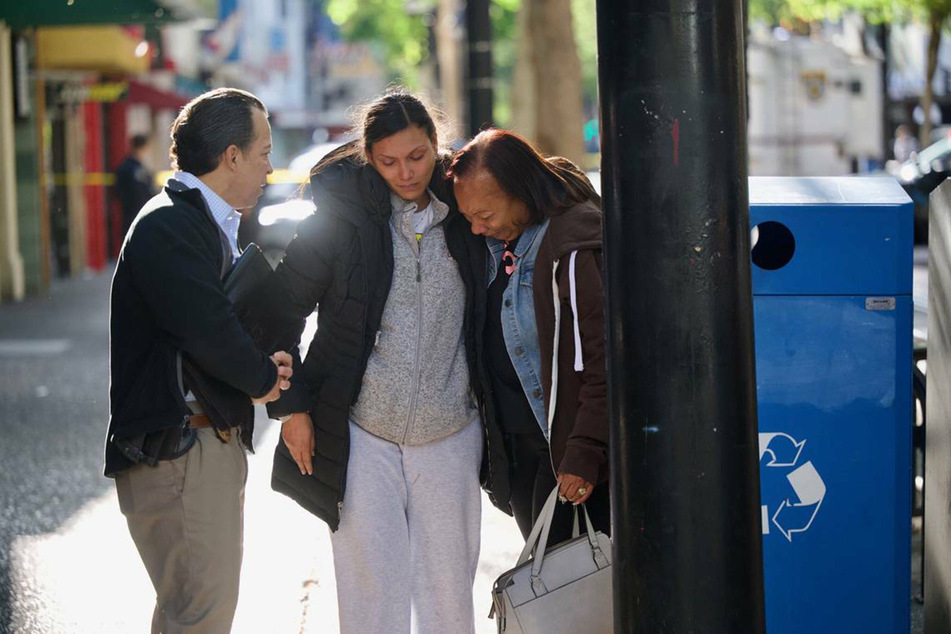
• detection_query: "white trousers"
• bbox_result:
[331,419,483,634]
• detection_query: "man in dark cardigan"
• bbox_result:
[105,88,293,633]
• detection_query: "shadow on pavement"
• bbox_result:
[0,270,115,632]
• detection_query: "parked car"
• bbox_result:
[239,142,342,266]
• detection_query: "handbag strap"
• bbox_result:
[515,485,611,599]
[516,485,560,567]
[571,503,597,545]
[533,490,607,579]
[576,503,610,569]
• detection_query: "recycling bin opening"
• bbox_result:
[751,221,796,270]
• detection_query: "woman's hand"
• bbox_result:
[282,413,315,476]
[557,472,594,505]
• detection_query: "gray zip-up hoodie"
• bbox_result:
[349,191,478,444]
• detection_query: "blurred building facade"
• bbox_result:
[748,20,884,176]
[0,0,387,302]
[748,13,951,177]
[0,2,209,302]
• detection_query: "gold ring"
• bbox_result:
[577,487,587,496]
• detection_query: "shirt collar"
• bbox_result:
[172,171,239,227]
[488,218,550,258]
[390,188,449,224]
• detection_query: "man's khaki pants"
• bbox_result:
[115,428,248,634]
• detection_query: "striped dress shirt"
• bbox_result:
[172,171,242,261]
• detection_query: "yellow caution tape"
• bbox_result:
[50,173,117,186]
[153,169,310,188]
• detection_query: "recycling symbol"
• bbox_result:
[759,432,827,542]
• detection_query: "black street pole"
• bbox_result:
[465,0,492,137]
[596,2,765,633]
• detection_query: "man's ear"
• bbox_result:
[224,144,240,171]
[364,148,373,166]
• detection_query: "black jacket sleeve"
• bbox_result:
[126,208,276,399]
[265,210,340,418]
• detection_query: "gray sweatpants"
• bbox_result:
[331,419,483,634]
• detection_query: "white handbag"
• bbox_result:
[489,485,614,633]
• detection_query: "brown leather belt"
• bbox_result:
[187,413,234,442]
[187,414,213,429]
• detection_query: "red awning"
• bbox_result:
[126,81,190,110]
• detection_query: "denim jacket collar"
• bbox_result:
[486,218,550,284]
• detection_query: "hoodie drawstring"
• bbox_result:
[548,259,561,440]
[548,250,585,439]
[568,250,584,372]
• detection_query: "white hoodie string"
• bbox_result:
[568,250,584,372]
[547,259,561,439]
[548,251,585,440]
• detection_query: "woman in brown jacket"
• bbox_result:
[448,129,609,543]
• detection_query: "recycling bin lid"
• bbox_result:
[749,177,913,296]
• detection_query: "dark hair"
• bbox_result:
[447,129,600,223]
[310,87,439,177]
[169,88,267,176]
[131,134,150,151]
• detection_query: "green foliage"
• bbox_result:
[749,0,797,23]
[491,0,520,125]
[323,0,598,124]
[749,0,951,24]
[326,0,435,86]
[572,0,598,113]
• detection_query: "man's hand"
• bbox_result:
[282,413,315,475]
[251,351,293,405]
[557,472,595,505]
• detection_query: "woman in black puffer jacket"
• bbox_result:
[264,89,504,634]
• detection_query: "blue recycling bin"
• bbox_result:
[749,177,913,634]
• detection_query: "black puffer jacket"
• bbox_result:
[266,146,511,530]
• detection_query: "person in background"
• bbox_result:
[449,129,611,544]
[268,89,487,634]
[106,88,292,633]
[115,133,156,238]
[893,124,920,163]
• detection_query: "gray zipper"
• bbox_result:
[401,249,424,444]
[398,204,439,444]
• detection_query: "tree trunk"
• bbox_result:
[510,3,537,140]
[922,12,943,146]
[510,0,585,164]
[435,0,463,140]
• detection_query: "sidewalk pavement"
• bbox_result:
[0,269,926,632]
[0,267,524,633]
[6,411,524,633]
